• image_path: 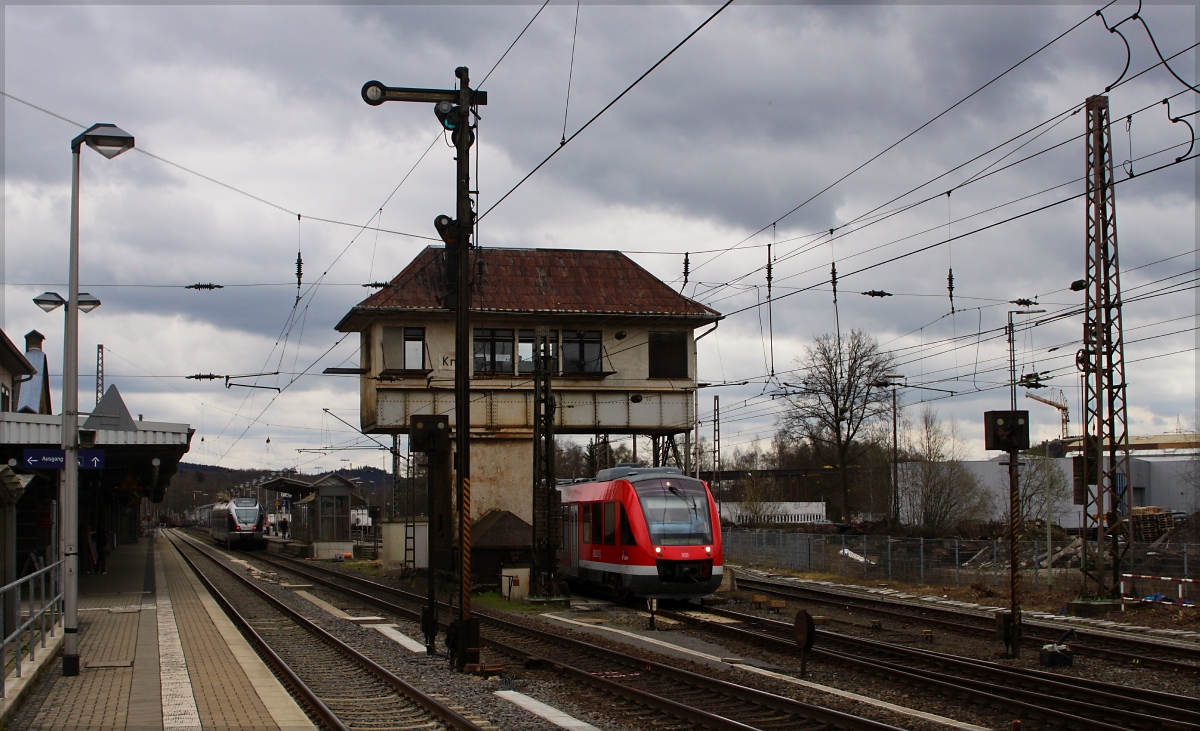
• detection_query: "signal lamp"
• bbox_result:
[434,100,460,130]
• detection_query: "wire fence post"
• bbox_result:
[1185,543,1189,601]
[887,536,892,580]
[1033,539,1039,591]
[863,535,869,578]
[841,534,846,576]
[955,539,960,587]
[918,537,923,585]
[992,540,998,588]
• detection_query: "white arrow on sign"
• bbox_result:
[90,457,101,466]
[25,456,35,466]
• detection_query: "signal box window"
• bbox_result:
[649,332,688,379]
[563,330,602,374]
[619,503,635,545]
[403,328,425,370]
[518,329,558,374]
[473,329,514,375]
[603,501,616,545]
[381,326,428,373]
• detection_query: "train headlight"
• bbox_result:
[705,546,711,555]
[654,546,662,555]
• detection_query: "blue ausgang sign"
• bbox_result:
[21,449,105,470]
[23,449,65,469]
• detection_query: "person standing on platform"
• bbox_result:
[94,524,108,574]
[281,517,289,539]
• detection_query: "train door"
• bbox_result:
[567,503,579,572]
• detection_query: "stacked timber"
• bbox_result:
[1129,506,1175,542]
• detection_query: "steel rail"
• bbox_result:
[244,550,905,731]
[663,605,1200,731]
[167,534,348,731]
[168,531,487,731]
[701,603,1200,716]
[734,575,1200,672]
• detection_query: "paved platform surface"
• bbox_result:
[6,534,313,730]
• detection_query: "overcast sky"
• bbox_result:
[3,1,1196,475]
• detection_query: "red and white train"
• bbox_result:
[557,466,723,599]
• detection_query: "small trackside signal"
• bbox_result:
[434,100,459,130]
[984,410,1030,452]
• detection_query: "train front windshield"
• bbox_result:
[235,509,258,523]
[634,478,713,546]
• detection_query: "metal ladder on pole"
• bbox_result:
[398,435,417,573]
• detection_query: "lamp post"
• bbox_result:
[1005,307,1044,659]
[870,375,903,524]
[48,123,134,676]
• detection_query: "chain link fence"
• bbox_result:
[723,529,1197,599]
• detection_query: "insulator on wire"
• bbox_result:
[947,268,955,314]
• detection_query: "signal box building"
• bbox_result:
[335,247,721,561]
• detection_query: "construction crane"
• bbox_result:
[1025,389,1069,440]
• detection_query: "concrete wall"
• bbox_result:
[379,519,427,571]
[468,438,533,525]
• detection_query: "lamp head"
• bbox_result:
[33,292,65,313]
[77,293,101,313]
[361,81,386,106]
[74,123,135,159]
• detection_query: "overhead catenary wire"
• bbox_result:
[478,0,735,222]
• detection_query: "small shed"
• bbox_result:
[261,473,366,559]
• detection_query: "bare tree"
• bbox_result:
[1018,452,1071,526]
[779,330,893,520]
[738,474,788,525]
[899,406,992,532]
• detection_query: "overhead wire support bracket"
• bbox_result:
[185,371,280,391]
[185,283,223,290]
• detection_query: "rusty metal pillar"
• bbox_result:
[1078,94,1131,599]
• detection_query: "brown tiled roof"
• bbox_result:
[337,247,720,330]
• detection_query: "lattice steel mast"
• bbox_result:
[1077,95,1131,598]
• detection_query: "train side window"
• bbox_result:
[618,503,635,545]
[591,502,604,545]
[603,501,616,545]
[582,503,592,544]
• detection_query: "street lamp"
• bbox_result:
[54,122,134,677]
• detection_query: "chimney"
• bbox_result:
[24,330,45,353]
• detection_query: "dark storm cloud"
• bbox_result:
[4,2,1194,467]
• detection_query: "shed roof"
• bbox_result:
[0,329,34,380]
[337,247,720,331]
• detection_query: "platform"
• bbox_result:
[3,534,314,730]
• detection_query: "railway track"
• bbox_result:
[166,531,489,731]
[241,549,909,731]
[733,574,1200,673]
[663,603,1200,731]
